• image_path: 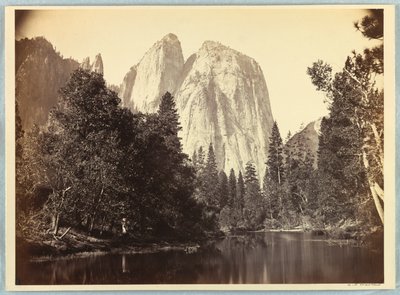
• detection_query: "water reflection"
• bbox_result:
[122,254,128,273]
[16,232,383,284]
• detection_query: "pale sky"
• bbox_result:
[15,7,381,137]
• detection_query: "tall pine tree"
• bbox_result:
[218,171,229,209]
[203,143,220,209]
[243,162,263,229]
[228,169,237,209]
[154,92,199,233]
[265,121,289,227]
[267,121,285,184]
[237,171,245,216]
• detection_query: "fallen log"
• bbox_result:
[52,227,72,241]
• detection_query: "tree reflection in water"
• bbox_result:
[17,232,383,285]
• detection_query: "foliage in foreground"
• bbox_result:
[17,69,204,239]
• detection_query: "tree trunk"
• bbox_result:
[52,213,60,236]
[89,214,96,233]
[374,182,384,201]
[362,150,384,225]
[368,183,384,224]
[278,167,281,185]
[59,227,71,239]
[369,122,384,169]
[100,216,106,236]
[269,201,273,220]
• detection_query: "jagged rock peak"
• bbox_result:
[197,39,261,74]
[119,33,184,113]
[161,33,179,43]
[91,53,104,74]
[142,33,182,57]
[81,57,91,71]
[80,54,103,75]
[201,40,226,50]
[199,40,247,57]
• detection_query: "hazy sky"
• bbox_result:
[16,7,381,137]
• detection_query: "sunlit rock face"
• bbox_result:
[80,54,104,75]
[91,54,104,74]
[120,35,274,177]
[119,66,137,110]
[175,40,274,178]
[119,33,184,113]
[81,56,91,71]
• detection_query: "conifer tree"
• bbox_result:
[284,130,292,144]
[237,171,245,215]
[262,167,273,220]
[354,9,383,40]
[194,143,220,231]
[286,141,315,217]
[243,162,263,229]
[197,146,205,170]
[154,92,199,232]
[157,92,184,162]
[267,121,285,185]
[203,143,220,209]
[192,146,205,204]
[265,121,288,227]
[228,169,237,208]
[307,11,384,224]
[192,150,198,168]
[218,171,229,209]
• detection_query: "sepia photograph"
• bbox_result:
[5,5,396,290]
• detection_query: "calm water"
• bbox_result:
[17,232,383,284]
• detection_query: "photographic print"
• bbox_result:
[5,5,396,290]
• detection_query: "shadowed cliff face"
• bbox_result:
[16,38,108,131]
[119,34,275,177]
[16,37,80,130]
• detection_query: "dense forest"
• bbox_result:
[15,11,383,246]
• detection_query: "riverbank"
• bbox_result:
[237,225,383,249]
[17,223,383,262]
[16,226,223,261]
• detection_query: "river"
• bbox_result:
[17,232,383,284]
